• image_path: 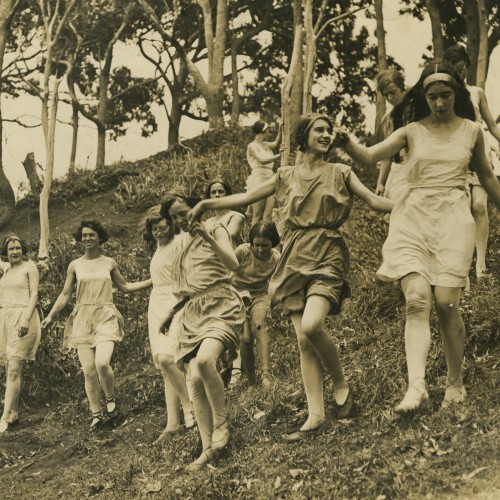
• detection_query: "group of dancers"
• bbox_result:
[1,51,500,471]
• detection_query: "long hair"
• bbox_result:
[204,178,233,199]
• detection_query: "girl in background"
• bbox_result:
[246,120,282,225]
[233,222,280,389]
[161,193,245,470]
[42,220,151,429]
[334,61,500,412]
[190,114,393,442]
[444,44,500,279]
[0,236,41,433]
[142,207,194,442]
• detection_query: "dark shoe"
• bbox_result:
[285,424,324,443]
[90,412,104,431]
[334,386,355,419]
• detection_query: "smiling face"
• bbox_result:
[169,199,191,232]
[151,219,170,244]
[251,236,273,261]
[425,82,455,119]
[81,227,101,250]
[6,240,23,264]
[382,82,405,107]
[209,182,227,199]
[306,119,332,154]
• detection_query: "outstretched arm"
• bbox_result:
[42,261,77,327]
[349,171,394,212]
[111,260,152,293]
[478,88,500,143]
[189,177,276,223]
[334,127,408,167]
[192,222,239,271]
[248,142,280,165]
[376,159,392,195]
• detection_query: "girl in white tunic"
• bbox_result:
[335,61,500,413]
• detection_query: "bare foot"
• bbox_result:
[395,379,429,414]
[154,424,183,443]
[186,448,214,471]
[441,381,467,410]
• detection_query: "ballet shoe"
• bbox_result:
[261,371,271,389]
[334,386,355,419]
[90,412,104,431]
[186,448,214,472]
[211,421,230,451]
[285,423,324,443]
[184,411,196,429]
[0,418,10,434]
[154,425,184,443]
[441,381,467,410]
[395,379,429,414]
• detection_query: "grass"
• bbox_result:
[0,126,499,498]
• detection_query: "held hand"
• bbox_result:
[159,311,176,335]
[375,183,385,196]
[190,220,210,240]
[331,128,350,148]
[18,326,29,338]
[188,203,204,226]
[41,316,52,329]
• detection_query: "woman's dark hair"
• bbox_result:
[294,113,334,153]
[1,235,28,258]
[389,61,474,163]
[204,178,232,199]
[251,120,268,136]
[160,191,201,219]
[141,205,178,250]
[377,69,405,93]
[74,220,109,244]
[443,44,471,67]
[249,222,280,248]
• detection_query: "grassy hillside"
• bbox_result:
[0,127,499,499]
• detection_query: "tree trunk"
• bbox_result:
[476,0,488,89]
[22,152,42,193]
[423,0,444,59]
[230,40,240,124]
[95,51,112,169]
[68,101,78,175]
[0,0,18,229]
[464,0,479,85]
[374,0,387,143]
[302,0,315,115]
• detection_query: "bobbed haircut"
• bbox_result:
[160,191,202,220]
[391,60,474,133]
[294,113,334,153]
[1,235,28,258]
[74,220,109,244]
[443,44,471,67]
[377,69,405,93]
[251,120,268,136]
[248,222,280,248]
[141,204,178,249]
[204,178,233,199]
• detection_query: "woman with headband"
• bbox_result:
[0,236,41,433]
[189,113,392,441]
[246,120,282,225]
[333,61,500,413]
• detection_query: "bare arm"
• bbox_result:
[110,259,152,293]
[193,222,239,271]
[18,262,39,336]
[225,212,245,240]
[349,171,394,212]
[267,124,283,150]
[335,127,408,167]
[474,128,500,210]
[478,88,500,143]
[376,159,393,195]
[42,261,77,326]
[248,142,279,165]
[189,177,276,223]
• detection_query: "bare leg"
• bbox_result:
[77,348,101,414]
[1,360,23,422]
[262,195,276,222]
[251,306,271,386]
[470,185,489,277]
[240,319,256,386]
[434,286,467,407]
[251,199,265,225]
[396,273,433,413]
[94,341,116,401]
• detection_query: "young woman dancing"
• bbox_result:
[160,193,245,470]
[42,220,151,429]
[190,113,392,441]
[334,61,500,413]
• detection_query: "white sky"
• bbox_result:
[2,0,500,197]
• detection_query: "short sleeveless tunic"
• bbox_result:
[148,236,183,366]
[0,261,41,361]
[269,163,353,315]
[207,210,245,247]
[63,256,124,349]
[378,120,479,287]
[246,141,275,191]
[170,224,245,363]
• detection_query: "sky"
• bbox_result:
[2,0,500,197]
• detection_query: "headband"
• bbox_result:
[423,72,453,89]
[261,122,269,133]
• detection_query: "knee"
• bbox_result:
[435,299,459,319]
[81,364,98,379]
[195,353,217,375]
[471,198,488,217]
[94,360,111,375]
[297,333,315,354]
[157,354,176,372]
[405,289,431,318]
[7,364,22,380]
[301,316,323,341]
